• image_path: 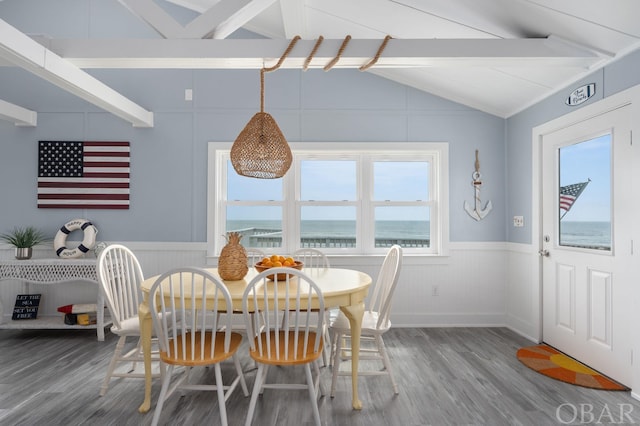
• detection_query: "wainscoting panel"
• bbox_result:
[505,243,539,341]
[1,242,531,332]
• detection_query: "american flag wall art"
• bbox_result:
[37,141,130,209]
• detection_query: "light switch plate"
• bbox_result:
[513,216,524,227]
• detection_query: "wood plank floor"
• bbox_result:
[1,327,639,425]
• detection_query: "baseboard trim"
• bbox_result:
[392,313,506,327]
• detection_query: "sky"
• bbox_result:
[559,134,611,222]
[227,160,430,221]
[228,138,612,224]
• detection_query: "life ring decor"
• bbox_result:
[54,219,98,258]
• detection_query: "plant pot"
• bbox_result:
[15,247,32,260]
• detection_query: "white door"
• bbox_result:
[541,105,633,385]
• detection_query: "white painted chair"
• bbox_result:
[149,267,249,426]
[243,268,326,426]
[329,244,403,396]
[292,248,330,269]
[292,248,332,366]
[245,247,266,266]
[97,244,162,396]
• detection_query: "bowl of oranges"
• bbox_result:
[255,254,303,280]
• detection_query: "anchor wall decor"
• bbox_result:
[464,149,493,221]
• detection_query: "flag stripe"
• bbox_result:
[38,177,130,184]
[38,193,129,200]
[83,161,130,168]
[84,153,130,158]
[83,172,130,178]
[38,181,129,188]
[38,199,130,205]
[38,204,129,209]
[37,141,130,209]
[38,188,129,194]
[559,195,576,210]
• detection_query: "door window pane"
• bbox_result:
[226,206,282,248]
[374,161,429,201]
[300,206,356,248]
[375,206,430,247]
[558,134,611,250]
[300,160,356,201]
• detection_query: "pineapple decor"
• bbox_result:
[218,232,248,280]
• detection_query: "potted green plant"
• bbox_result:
[1,226,49,260]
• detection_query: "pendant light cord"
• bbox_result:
[260,35,302,112]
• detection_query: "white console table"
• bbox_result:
[0,258,111,341]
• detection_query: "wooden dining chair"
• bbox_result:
[329,244,403,396]
[96,244,163,396]
[242,267,326,426]
[149,267,249,426]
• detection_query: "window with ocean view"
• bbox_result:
[558,134,611,251]
[209,142,449,255]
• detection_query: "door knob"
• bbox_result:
[538,249,549,257]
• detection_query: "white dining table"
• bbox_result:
[136,266,372,412]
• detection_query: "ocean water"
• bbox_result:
[228,220,429,239]
[560,221,611,249]
[228,220,610,249]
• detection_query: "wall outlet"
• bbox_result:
[432,285,439,296]
[513,216,524,227]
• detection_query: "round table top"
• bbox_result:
[142,267,372,302]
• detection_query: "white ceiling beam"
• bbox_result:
[119,0,189,38]
[0,99,37,126]
[165,0,222,14]
[120,0,263,39]
[213,0,279,39]
[0,19,153,127]
[48,36,605,70]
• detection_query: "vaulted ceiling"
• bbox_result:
[0,0,638,127]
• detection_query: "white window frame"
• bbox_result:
[207,142,449,257]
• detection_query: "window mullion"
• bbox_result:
[283,160,297,253]
[360,154,372,253]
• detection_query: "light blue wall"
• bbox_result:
[506,48,640,244]
[0,1,507,244]
[2,1,640,246]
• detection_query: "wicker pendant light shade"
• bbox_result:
[231,69,292,179]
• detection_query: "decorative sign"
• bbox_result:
[12,294,41,320]
[565,83,596,106]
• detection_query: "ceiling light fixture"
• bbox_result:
[231,34,391,179]
[231,36,301,179]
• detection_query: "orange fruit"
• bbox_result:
[272,261,283,267]
[285,257,295,264]
[270,254,279,263]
